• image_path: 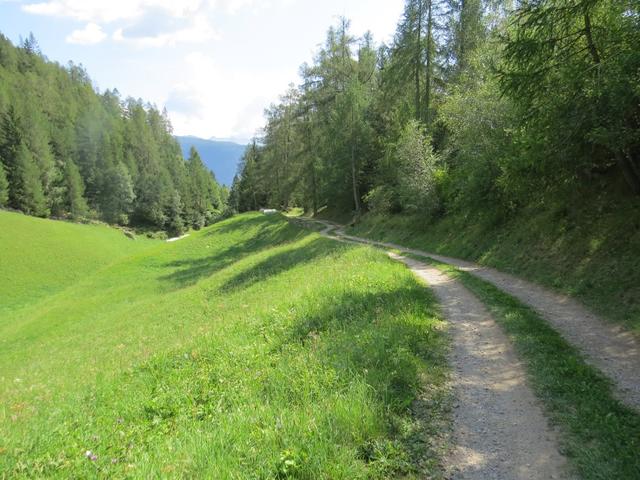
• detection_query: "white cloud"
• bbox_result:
[166,52,296,140]
[21,0,286,23]
[113,16,217,47]
[21,0,280,48]
[23,0,206,23]
[65,22,107,45]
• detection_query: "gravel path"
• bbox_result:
[415,251,640,410]
[305,218,640,411]
[392,253,568,479]
[300,218,570,477]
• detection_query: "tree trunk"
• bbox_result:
[351,145,360,213]
[424,0,433,125]
[305,115,319,216]
[583,9,601,65]
[311,159,318,215]
[351,103,361,214]
[415,1,423,120]
[458,0,466,72]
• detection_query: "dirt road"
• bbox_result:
[394,253,569,479]
[306,218,640,410]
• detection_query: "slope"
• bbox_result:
[0,210,158,317]
[348,197,640,335]
[0,212,448,478]
[304,217,640,479]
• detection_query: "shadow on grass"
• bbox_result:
[265,283,449,475]
[290,285,444,394]
[8,251,449,478]
[219,237,344,293]
[159,221,308,290]
[350,199,640,332]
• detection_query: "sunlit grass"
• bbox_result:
[1,212,448,478]
[0,210,158,317]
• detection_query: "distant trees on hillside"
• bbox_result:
[231,0,640,218]
[0,34,226,234]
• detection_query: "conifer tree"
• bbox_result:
[13,142,48,216]
[166,190,185,237]
[63,160,89,219]
[0,34,227,229]
[0,106,22,193]
[0,163,8,206]
[100,163,135,224]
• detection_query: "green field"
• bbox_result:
[0,212,448,478]
[0,211,158,317]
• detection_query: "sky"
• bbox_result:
[0,0,405,143]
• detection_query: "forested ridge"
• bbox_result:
[230,0,640,220]
[0,34,226,235]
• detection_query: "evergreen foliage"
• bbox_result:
[63,160,88,219]
[0,33,224,230]
[0,162,8,206]
[13,142,48,217]
[232,0,639,220]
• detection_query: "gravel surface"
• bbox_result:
[329,226,640,411]
[303,218,640,410]
[392,253,569,479]
[416,252,640,411]
[299,218,572,478]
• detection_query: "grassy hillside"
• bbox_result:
[0,210,157,316]
[348,197,640,335]
[0,212,448,478]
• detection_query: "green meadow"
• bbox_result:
[0,211,448,478]
[0,211,157,317]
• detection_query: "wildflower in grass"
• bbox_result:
[85,450,98,461]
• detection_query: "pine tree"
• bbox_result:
[0,163,8,206]
[64,160,89,219]
[0,35,226,230]
[185,147,208,228]
[100,163,135,224]
[387,0,444,122]
[499,0,640,194]
[0,106,22,195]
[13,143,48,216]
[166,190,185,237]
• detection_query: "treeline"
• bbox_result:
[230,0,640,219]
[0,34,226,235]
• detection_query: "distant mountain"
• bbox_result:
[209,135,251,145]
[176,136,247,186]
